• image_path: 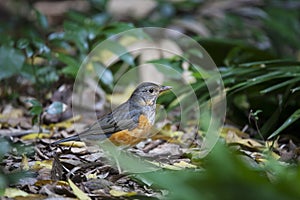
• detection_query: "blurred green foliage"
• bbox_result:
[138,142,300,200]
[0,1,135,99]
[26,99,43,125]
[0,139,33,196]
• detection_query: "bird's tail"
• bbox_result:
[51,135,80,145]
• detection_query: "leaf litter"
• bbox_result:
[1,86,300,199]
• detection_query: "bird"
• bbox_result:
[52,82,171,146]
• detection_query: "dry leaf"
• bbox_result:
[68,178,91,200]
[149,161,181,170]
[109,189,137,197]
[32,160,53,170]
[46,115,81,130]
[226,131,264,149]
[21,133,51,140]
[21,154,29,170]
[173,161,197,169]
[4,188,28,198]
[34,180,69,187]
[58,141,86,148]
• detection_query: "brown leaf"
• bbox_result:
[51,155,63,181]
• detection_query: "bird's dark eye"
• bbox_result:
[149,88,154,93]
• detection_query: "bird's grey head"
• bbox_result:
[130,82,171,107]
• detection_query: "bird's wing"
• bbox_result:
[77,102,140,141]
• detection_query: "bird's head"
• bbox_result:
[130,82,171,106]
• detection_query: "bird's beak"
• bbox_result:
[159,85,172,93]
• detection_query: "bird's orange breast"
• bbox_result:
[108,114,152,146]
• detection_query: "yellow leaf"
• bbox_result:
[4,188,28,197]
[265,138,279,149]
[86,173,97,179]
[160,126,184,138]
[47,121,72,130]
[35,180,68,187]
[32,160,53,170]
[59,141,85,148]
[68,178,91,200]
[46,115,81,129]
[270,151,281,160]
[173,161,197,169]
[109,189,137,197]
[21,154,29,170]
[225,131,264,149]
[65,115,82,123]
[221,127,249,138]
[21,133,51,140]
[31,56,46,65]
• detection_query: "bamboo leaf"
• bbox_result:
[268,109,300,140]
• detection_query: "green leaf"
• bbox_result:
[67,11,88,24]
[16,38,29,49]
[26,99,43,116]
[56,53,79,67]
[34,9,48,29]
[260,77,300,94]
[102,22,135,37]
[57,53,80,77]
[61,65,79,77]
[32,38,50,55]
[36,66,59,85]
[63,21,89,52]
[268,109,300,140]
[291,86,300,93]
[138,142,300,200]
[0,46,25,80]
[228,71,292,94]
[48,32,65,40]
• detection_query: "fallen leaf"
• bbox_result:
[149,161,181,170]
[46,115,81,129]
[86,173,97,179]
[21,154,30,170]
[32,160,53,170]
[1,104,24,118]
[148,143,182,156]
[173,161,197,169]
[4,188,28,198]
[221,127,249,138]
[58,141,86,148]
[225,131,264,149]
[68,178,91,200]
[35,180,69,187]
[109,189,137,197]
[21,133,51,140]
